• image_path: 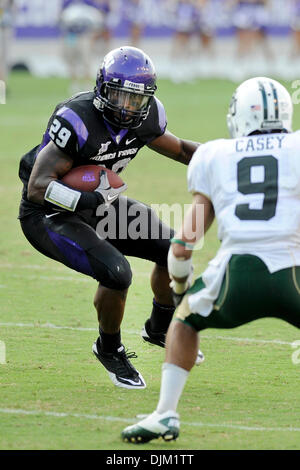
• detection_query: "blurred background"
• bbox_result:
[1,3,300,451]
[2,0,300,91]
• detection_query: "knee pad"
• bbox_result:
[86,246,132,290]
[108,256,132,291]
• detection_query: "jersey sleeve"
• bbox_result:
[47,105,89,159]
[136,97,167,144]
[187,144,211,199]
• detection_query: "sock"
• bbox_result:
[156,363,189,414]
[149,298,175,332]
[98,328,121,353]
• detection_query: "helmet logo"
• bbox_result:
[124,80,144,92]
[251,105,261,111]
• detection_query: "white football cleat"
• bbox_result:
[195,349,205,366]
[122,410,180,444]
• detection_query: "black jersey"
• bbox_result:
[19,91,167,218]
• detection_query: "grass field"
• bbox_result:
[0,73,300,451]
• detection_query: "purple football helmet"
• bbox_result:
[94,46,157,129]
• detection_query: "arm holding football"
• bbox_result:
[28,142,126,211]
[27,141,74,204]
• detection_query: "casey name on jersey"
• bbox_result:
[235,134,286,153]
[90,147,138,162]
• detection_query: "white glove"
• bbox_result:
[94,170,127,206]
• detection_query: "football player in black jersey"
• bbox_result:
[18,46,203,390]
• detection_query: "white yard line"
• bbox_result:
[0,322,97,332]
[0,407,299,432]
[0,263,149,281]
[203,334,292,346]
[0,262,72,271]
[9,274,91,283]
[0,407,134,424]
[0,321,294,346]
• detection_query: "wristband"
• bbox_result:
[44,180,104,212]
[171,238,195,250]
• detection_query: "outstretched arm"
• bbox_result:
[172,192,214,260]
[168,192,214,299]
[147,130,200,165]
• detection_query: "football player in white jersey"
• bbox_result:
[121,76,300,443]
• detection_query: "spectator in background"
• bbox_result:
[173,0,199,56]
[90,0,122,57]
[125,0,146,47]
[125,0,171,48]
[290,0,300,57]
[0,0,15,84]
[60,0,104,93]
[167,0,201,82]
[232,0,273,63]
[170,0,199,59]
[195,0,215,57]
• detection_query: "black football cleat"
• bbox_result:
[141,318,166,347]
[141,319,205,365]
[92,338,146,389]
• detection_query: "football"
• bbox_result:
[61,165,124,192]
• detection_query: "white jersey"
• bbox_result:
[187,131,300,316]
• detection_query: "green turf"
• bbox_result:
[0,72,300,450]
